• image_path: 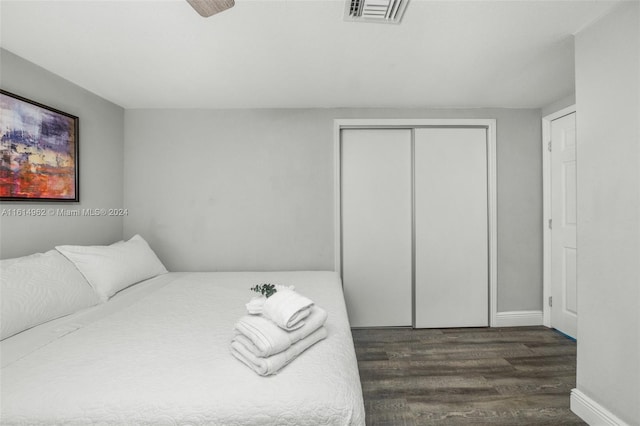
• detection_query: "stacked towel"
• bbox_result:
[262,289,314,330]
[235,306,328,357]
[231,327,327,376]
[231,289,327,376]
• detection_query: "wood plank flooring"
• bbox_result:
[352,326,585,425]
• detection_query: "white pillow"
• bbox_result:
[56,235,168,301]
[1,250,101,340]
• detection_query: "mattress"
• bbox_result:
[0,271,365,425]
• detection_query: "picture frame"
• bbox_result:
[0,90,79,202]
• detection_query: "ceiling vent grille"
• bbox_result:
[345,0,409,24]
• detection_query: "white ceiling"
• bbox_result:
[0,0,619,109]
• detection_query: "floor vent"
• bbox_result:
[345,0,409,24]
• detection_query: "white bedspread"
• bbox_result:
[0,271,365,425]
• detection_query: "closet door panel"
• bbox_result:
[414,128,488,328]
[341,129,413,327]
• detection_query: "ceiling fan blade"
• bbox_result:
[186,0,235,17]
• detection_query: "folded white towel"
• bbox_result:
[275,284,295,292]
[262,289,314,330]
[234,306,328,357]
[231,327,327,376]
[245,285,295,315]
[245,296,266,315]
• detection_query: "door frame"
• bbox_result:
[334,118,498,326]
[542,105,576,328]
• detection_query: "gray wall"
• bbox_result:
[0,50,125,258]
[574,2,639,424]
[125,107,542,312]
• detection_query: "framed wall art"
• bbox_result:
[0,90,79,201]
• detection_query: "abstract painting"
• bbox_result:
[0,90,79,201]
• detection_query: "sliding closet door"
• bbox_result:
[341,129,412,327]
[414,128,488,328]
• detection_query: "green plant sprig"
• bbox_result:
[250,283,277,298]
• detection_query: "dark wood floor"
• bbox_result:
[352,326,585,426]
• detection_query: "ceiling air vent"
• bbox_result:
[345,0,409,24]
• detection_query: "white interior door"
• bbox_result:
[414,128,489,328]
[550,113,578,338]
[341,129,413,327]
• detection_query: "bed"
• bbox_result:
[1,243,365,425]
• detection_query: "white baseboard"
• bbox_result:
[571,389,630,426]
[493,310,543,327]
